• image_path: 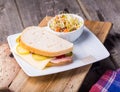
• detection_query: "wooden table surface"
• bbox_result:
[0,16,112,92]
[0,0,119,91]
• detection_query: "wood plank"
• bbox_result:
[85,21,112,43]
[9,16,112,92]
[8,70,29,92]
[0,0,23,43]
[14,0,42,27]
[15,0,85,28]
[79,0,120,67]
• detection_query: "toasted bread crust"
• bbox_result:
[20,40,73,57]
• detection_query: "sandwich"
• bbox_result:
[14,26,73,70]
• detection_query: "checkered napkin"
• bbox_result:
[89,69,120,92]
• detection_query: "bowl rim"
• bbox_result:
[47,13,84,34]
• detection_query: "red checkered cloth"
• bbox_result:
[90,69,120,92]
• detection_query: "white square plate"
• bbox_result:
[7,27,110,76]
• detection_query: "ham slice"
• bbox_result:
[50,56,72,65]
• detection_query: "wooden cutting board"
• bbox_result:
[0,16,112,92]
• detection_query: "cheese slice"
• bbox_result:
[13,46,53,70]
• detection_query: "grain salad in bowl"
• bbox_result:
[48,14,84,42]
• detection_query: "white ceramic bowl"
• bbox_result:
[47,14,84,42]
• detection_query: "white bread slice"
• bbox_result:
[20,26,73,57]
